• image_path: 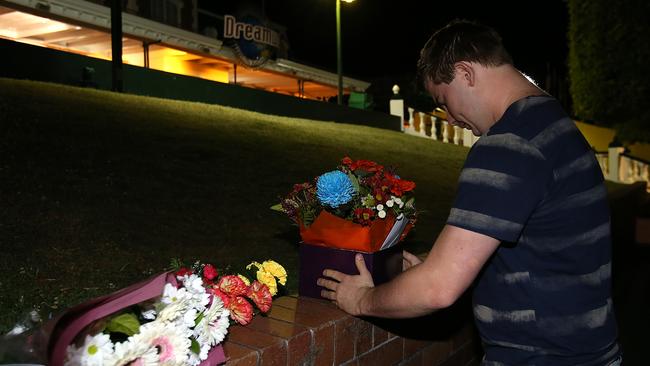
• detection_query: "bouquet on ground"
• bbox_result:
[43,259,287,366]
[272,156,417,252]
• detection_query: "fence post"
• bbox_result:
[408,107,415,134]
[419,112,428,138]
[608,146,625,182]
[453,126,461,145]
[389,85,405,132]
[430,116,438,140]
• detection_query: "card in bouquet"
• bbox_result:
[298,243,403,299]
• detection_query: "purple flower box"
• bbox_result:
[298,243,404,299]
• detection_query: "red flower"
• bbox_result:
[217,275,249,297]
[342,157,384,173]
[202,264,218,281]
[390,178,416,196]
[247,280,273,313]
[353,208,375,226]
[209,287,231,308]
[228,296,254,325]
[175,267,193,277]
[291,182,312,193]
[355,160,383,173]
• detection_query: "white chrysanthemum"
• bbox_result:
[187,341,210,366]
[378,210,387,218]
[394,197,404,208]
[179,274,210,312]
[187,348,204,366]
[158,296,192,323]
[181,307,199,329]
[161,284,192,305]
[385,199,394,208]
[65,333,115,366]
[194,297,230,347]
[141,309,157,320]
[159,284,195,322]
[130,320,191,366]
[112,338,159,366]
[376,204,384,211]
[180,274,204,295]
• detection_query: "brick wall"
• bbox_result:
[222,295,482,366]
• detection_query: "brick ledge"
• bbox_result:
[222,295,481,366]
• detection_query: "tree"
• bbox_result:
[568,0,650,142]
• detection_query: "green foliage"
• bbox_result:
[105,313,140,336]
[568,0,650,142]
[190,338,201,355]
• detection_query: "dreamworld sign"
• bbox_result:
[223,14,280,49]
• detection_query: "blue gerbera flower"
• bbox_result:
[316,170,355,208]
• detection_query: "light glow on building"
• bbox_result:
[0,3,368,100]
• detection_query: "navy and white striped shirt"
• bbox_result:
[447,96,620,365]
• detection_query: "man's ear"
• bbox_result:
[454,62,475,87]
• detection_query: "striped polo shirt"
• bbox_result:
[447,96,620,365]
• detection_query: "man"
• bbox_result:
[318,20,621,365]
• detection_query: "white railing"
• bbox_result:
[606,147,650,190]
[404,107,480,148]
[389,86,649,191]
[404,107,470,146]
[389,85,478,148]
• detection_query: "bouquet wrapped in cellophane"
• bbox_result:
[0,258,287,366]
[273,156,417,252]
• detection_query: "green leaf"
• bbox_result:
[169,258,184,271]
[270,203,285,212]
[301,207,317,227]
[405,197,415,208]
[190,337,201,354]
[105,313,140,336]
[347,172,360,193]
[194,312,204,327]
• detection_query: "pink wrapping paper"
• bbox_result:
[44,272,226,366]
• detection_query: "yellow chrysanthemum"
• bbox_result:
[246,261,262,271]
[262,260,287,286]
[256,270,278,295]
[237,274,251,286]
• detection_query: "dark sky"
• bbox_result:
[200,1,569,90]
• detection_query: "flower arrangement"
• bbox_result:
[62,259,287,366]
[275,156,416,228]
[273,157,416,252]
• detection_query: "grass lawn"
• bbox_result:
[1,78,641,338]
[0,78,470,332]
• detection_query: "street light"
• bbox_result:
[336,0,354,105]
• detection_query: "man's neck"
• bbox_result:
[488,65,546,127]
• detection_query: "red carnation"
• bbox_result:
[217,275,249,297]
[209,287,231,308]
[203,264,218,280]
[175,267,193,277]
[228,296,254,325]
[247,280,273,313]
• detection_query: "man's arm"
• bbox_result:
[318,224,500,318]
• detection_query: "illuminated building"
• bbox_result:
[0,0,370,101]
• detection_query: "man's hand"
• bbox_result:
[317,253,374,316]
[402,250,423,271]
